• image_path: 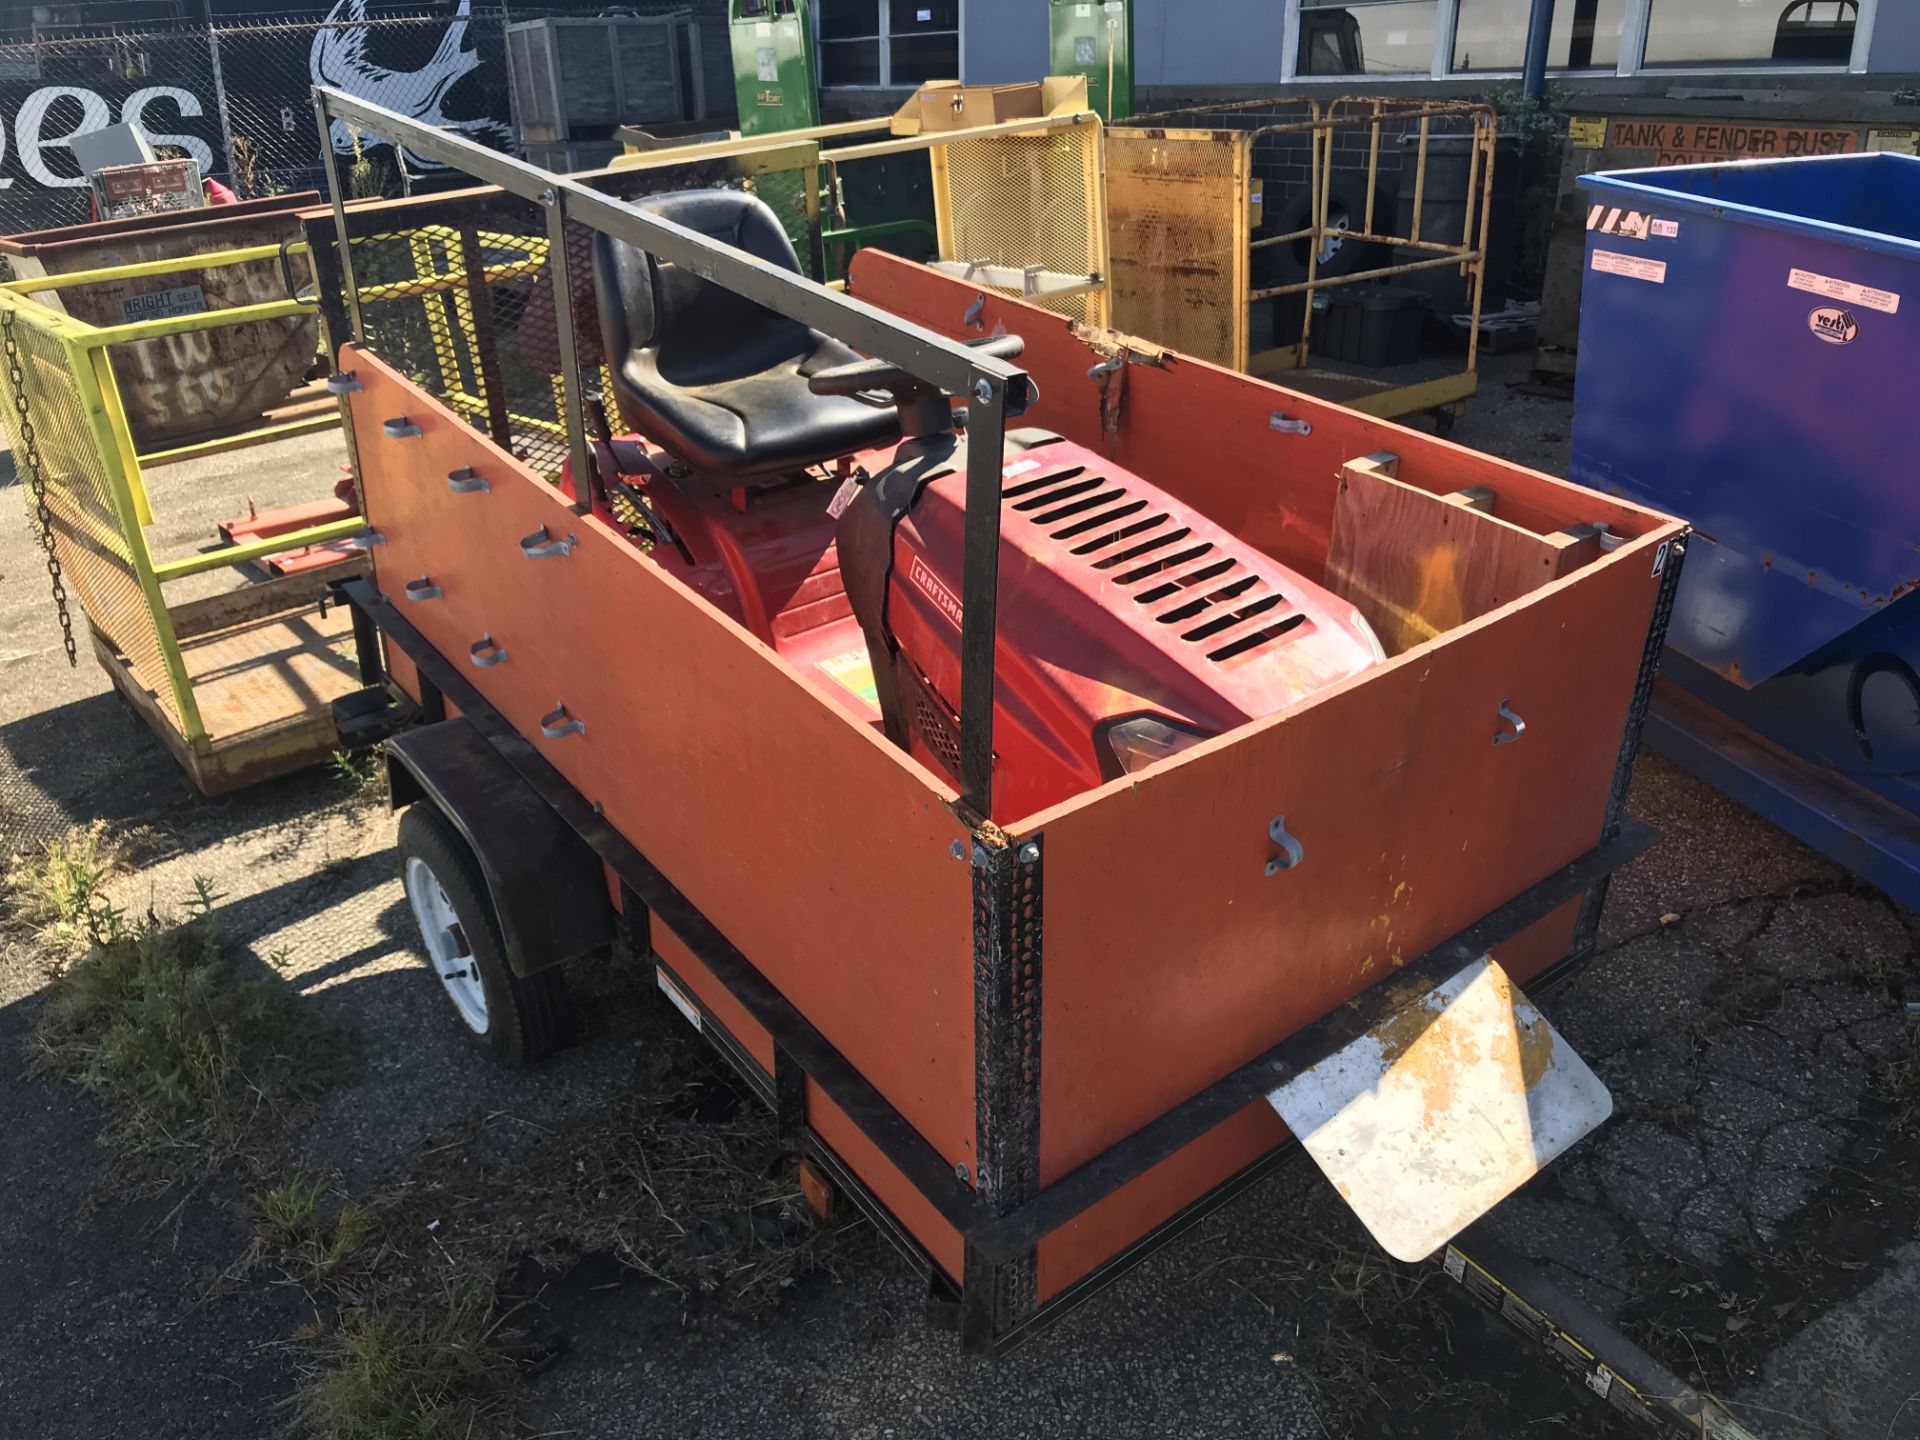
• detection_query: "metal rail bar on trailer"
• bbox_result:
[312,85,1027,813]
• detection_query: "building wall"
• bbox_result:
[962,0,1049,83]
[1133,0,1284,87]
[1868,5,1920,72]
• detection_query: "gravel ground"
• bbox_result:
[1,353,1916,1439]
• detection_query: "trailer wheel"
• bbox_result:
[397,803,570,1066]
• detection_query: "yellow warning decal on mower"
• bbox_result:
[818,648,879,708]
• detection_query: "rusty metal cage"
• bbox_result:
[1108,97,1496,425]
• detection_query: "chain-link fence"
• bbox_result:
[0,7,663,236]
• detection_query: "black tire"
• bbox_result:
[396,802,571,1066]
[1258,170,1393,286]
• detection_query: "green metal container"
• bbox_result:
[728,0,820,137]
[1049,0,1132,123]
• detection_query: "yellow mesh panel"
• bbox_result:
[1105,129,1249,369]
[934,126,1109,328]
[0,306,180,726]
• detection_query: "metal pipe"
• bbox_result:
[1522,0,1558,102]
[313,84,1024,812]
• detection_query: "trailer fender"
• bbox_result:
[384,718,615,978]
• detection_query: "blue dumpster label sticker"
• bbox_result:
[1588,207,1681,242]
[1788,267,1900,315]
[1807,307,1859,346]
[1591,250,1667,285]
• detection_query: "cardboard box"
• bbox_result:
[916,81,1045,134]
[890,76,1088,138]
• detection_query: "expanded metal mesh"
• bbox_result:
[0,302,179,726]
[932,126,1108,329]
[1105,129,1248,369]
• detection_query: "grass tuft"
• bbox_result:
[253,1175,370,1289]
[4,821,130,947]
[289,1280,514,1440]
[26,880,353,1176]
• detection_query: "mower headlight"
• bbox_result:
[1104,716,1214,777]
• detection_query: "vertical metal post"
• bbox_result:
[957,368,1008,814]
[313,92,364,342]
[1522,0,1557,100]
[542,186,595,516]
[206,26,236,182]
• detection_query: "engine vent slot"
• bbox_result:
[1012,473,1100,511]
[1208,611,1309,662]
[1154,561,1242,620]
[1094,525,1191,571]
[1114,542,1213,586]
[1034,487,1128,526]
[1071,511,1165,555]
[1002,465,1085,501]
[1053,498,1146,540]
[1184,592,1286,642]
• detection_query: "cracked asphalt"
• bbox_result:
[1,352,1916,1439]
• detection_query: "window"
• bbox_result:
[1285,0,1869,78]
[1452,0,1625,71]
[1644,0,1856,66]
[817,0,960,87]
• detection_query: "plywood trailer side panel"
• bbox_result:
[345,349,983,1193]
[1023,531,1675,1296]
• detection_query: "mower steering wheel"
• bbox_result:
[808,334,1027,404]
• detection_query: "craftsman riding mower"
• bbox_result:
[572,188,1386,819]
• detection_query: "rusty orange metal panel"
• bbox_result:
[1105,128,1249,369]
[345,347,981,1185]
[845,251,1670,584]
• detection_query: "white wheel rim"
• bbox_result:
[404,855,489,1034]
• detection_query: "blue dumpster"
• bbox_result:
[1571,152,1920,909]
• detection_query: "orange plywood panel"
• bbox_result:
[1033,893,1591,1298]
[1326,460,1599,655]
[845,251,1669,583]
[652,917,775,1072]
[345,347,980,1177]
[1025,534,1675,1191]
[810,1086,966,1283]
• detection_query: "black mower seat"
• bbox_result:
[590,190,902,481]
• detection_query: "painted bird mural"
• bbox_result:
[311,0,512,168]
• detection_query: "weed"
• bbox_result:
[1879,1024,1920,1129]
[27,888,354,1176]
[253,1175,370,1290]
[328,748,385,798]
[4,821,129,947]
[1691,971,1785,1039]
[288,1279,514,1440]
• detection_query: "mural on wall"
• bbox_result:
[0,4,513,231]
[312,0,513,168]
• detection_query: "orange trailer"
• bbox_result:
[303,89,1750,1435]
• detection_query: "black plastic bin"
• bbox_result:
[1309,283,1426,367]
